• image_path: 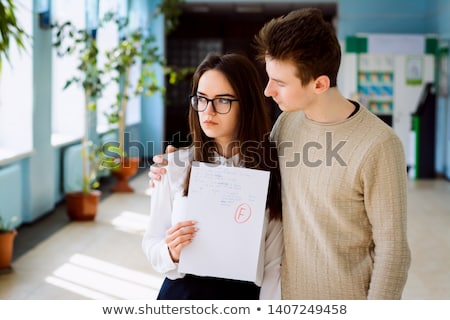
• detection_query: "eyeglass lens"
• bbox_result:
[191,96,233,114]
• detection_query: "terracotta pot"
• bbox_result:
[0,230,17,270]
[111,157,140,193]
[65,190,101,221]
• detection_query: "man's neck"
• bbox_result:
[304,88,355,124]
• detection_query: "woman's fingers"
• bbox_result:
[167,219,196,234]
[148,164,166,186]
[165,220,198,262]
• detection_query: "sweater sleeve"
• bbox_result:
[259,218,283,300]
[362,134,411,299]
[141,151,190,280]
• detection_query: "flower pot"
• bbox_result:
[0,230,17,270]
[65,190,101,221]
[111,157,140,193]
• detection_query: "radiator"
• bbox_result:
[62,144,83,193]
[0,164,23,228]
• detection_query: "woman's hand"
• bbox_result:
[165,220,198,262]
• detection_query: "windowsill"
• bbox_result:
[51,133,82,148]
[0,148,34,167]
[127,120,140,127]
[97,124,117,135]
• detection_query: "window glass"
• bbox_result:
[96,0,120,133]
[0,0,33,161]
[51,0,86,145]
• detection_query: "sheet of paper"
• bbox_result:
[178,161,270,283]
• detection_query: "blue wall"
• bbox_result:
[338,0,430,39]
[1,0,450,227]
[139,0,166,158]
[28,6,56,222]
[428,0,450,39]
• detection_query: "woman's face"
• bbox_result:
[196,69,240,148]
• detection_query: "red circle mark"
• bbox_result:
[234,203,252,224]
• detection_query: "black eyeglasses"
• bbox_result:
[190,95,239,114]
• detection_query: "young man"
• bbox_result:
[150,8,411,299]
[252,8,410,300]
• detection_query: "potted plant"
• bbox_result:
[0,0,28,271]
[0,215,18,271]
[101,1,187,193]
[52,21,104,220]
[101,12,164,193]
[0,0,27,73]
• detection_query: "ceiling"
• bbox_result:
[179,1,337,19]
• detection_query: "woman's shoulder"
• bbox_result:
[166,147,193,168]
[166,148,193,181]
[164,147,193,191]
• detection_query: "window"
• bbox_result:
[98,0,141,131]
[0,0,33,164]
[51,0,131,139]
[96,0,123,133]
[51,0,86,146]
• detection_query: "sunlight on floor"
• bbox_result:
[110,210,149,234]
[144,187,153,197]
[45,253,162,299]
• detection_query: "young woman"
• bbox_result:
[142,53,283,300]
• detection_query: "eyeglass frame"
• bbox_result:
[189,95,239,114]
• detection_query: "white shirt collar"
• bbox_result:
[214,151,241,167]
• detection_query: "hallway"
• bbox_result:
[0,173,160,299]
[0,172,449,299]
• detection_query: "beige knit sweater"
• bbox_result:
[271,105,411,299]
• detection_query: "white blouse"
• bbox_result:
[142,148,283,299]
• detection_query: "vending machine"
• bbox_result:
[409,82,436,178]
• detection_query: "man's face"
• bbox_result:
[264,57,315,112]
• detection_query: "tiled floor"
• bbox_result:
[0,172,449,299]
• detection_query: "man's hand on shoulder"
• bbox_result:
[148,145,177,188]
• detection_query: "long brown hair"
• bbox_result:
[184,53,282,220]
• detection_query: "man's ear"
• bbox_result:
[314,75,330,93]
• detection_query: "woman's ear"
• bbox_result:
[314,75,330,93]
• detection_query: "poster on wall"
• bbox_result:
[406,56,423,86]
